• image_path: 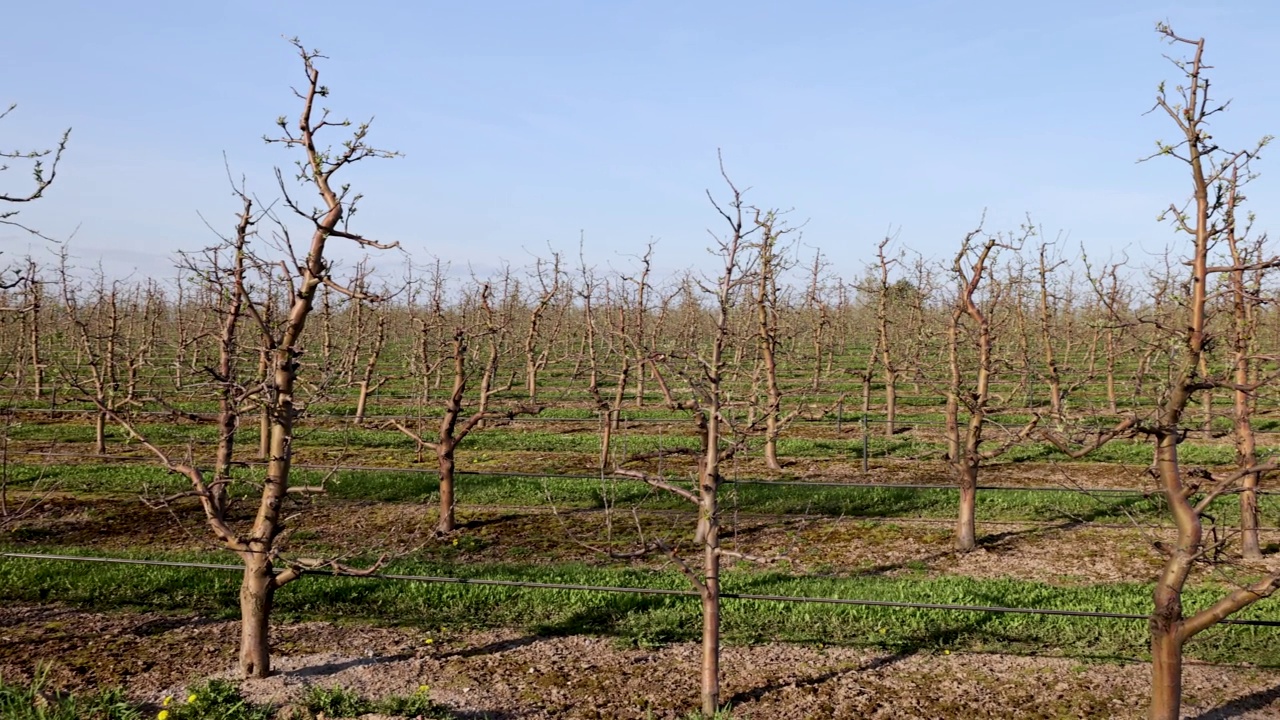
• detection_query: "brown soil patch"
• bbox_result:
[10,492,1276,587]
[2,604,1279,719]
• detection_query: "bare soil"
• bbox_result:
[7,443,1279,717]
[9,488,1276,587]
[2,603,1279,719]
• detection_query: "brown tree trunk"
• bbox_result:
[95,411,107,455]
[884,370,897,438]
[763,420,780,470]
[956,466,977,552]
[1149,618,1183,720]
[1105,331,1118,413]
[355,380,370,425]
[437,444,456,534]
[1241,475,1261,560]
[213,402,236,511]
[239,557,276,678]
[259,407,270,460]
[700,549,721,718]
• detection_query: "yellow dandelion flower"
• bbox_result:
[162,696,172,707]
[425,637,433,644]
[187,694,197,703]
[158,711,170,720]
[418,684,430,693]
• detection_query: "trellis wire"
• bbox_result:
[6,550,1280,627]
[13,450,1272,496]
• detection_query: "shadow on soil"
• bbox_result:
[438,635,546,660]
[842,493,1152,579]
[726,647,918,707]
[1189,684,1280,720]
[278,653,415,679]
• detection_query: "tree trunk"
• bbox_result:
[1149,620,1183,720]
[1241,472,1261,560]
[259,407,270,460]
[700,578,720,718]
[95,411,107,455]
[239,558,276,678]
[764,417,781,471]
[884,370,897,438]
[437,445,456,534]
[213,404,236,512]
[1106,333,1118,414]
[700,476,721,718]
[355,380,370,426]
[956,466,977,552]
[599,410,615,472]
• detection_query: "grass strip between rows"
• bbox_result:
[3,546,1280,666]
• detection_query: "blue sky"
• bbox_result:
[2,1,1277,286]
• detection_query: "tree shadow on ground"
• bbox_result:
[128,614,227,636]
[279,653,415,679]
[437,635,546,660]
[725,592,1015,708]
[725,647,918,707]
[1189,684,1280,720]
[841,493,1152,579]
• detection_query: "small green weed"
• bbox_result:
[165,679,272,720]
[0,670,141,720]
[301,685,371,717]
[376,686,451,718]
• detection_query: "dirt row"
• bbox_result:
[13,488,1266,586]
[2,603,1279,719]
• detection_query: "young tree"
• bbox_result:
[871,236,903,436]
[944,221,1038,552]
[611,158,758,717]
[1221,171,1272,560]
[391,279,538,534]
[101,40,401,678]
[58,254,129,455]
[522,250,563,404]
[1138,26,1279,719]
[749,209,799,470]
[802,249,834,392]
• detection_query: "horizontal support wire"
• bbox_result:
[6,551,1280,627]
[5,405,1279,435]
[13,449,1278,496]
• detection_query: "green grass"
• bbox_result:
[11,460,1280,526]
[8,413,1272,469]
[0,671,141,720]
[299,684,451,719]
[163,679,272,720]
[16,457,1280,525]
[3,547,1280,666]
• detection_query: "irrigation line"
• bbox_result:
[19,449,1280,496]
[6,551,1280,627]
[9,405,1279,436]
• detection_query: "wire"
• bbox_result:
[14,450,1225,495]
[5,551,1280,627]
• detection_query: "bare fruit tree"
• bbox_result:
[871,236,902,436]
[1221,166,1274,560]
[98,40,402,678]
[1137,25,1279,719]
[944,220,1038,552]
[611,157,758,718]
[749,209,799,470]
[522,250,563,404]
[391,279,539,534]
